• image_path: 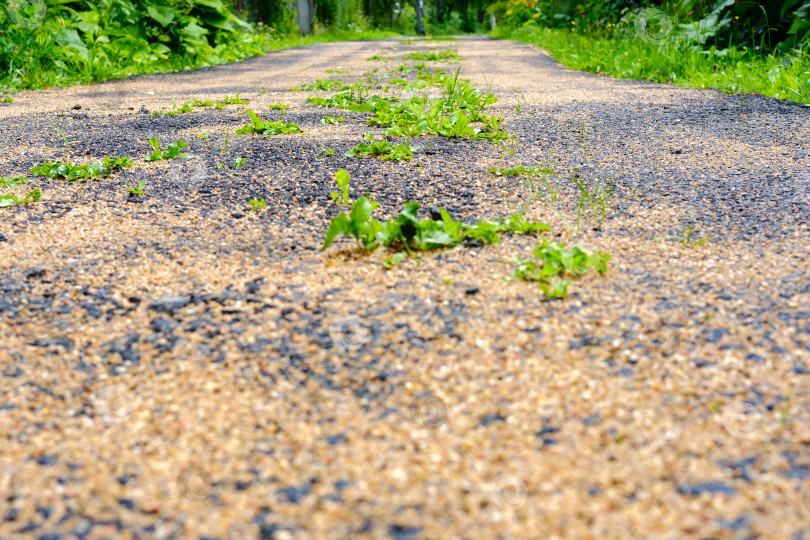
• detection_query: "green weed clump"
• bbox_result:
[31,156,133,180]
[511,240,611,299]
[145,138,192,161]
[322,171,549,253]
[0,188,40,208]
[235,110,302,136]
[345,134,420,161]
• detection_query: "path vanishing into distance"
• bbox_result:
[1,36,810,539]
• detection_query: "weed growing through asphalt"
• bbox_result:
[496,133,519,157]
[127,180,145,197]
[145,138,192,161]
[330,169,351,204]
[322,171,549,254]
[569,171,614,232]
[383,252,407,269]
[316,147,336,159]
[219,127,231,153]
[322,115,344,124]
[652,216,709,248]
[235,110,302,136]
[296,79,345,92]
[32,156,133,180]
[345,133,419,161]
[1,97,13,103]
[325,69,349,74]
[249,197,266,211]
[0,176,30,188]
[197,134,210,139]
[489,165,556,176]
[511,240,611,299]
[215,93,249,109]
[402,49,461,62]
[513,89,525,113]
[269,103,289,114]
[0,188,40,208]
[47,116,71,149]
[367,53,387,61]
[234,157,247,168]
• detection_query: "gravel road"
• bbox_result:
[1,36,809,539]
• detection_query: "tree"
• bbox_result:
[296,0,314,35]
[414,0,424,36]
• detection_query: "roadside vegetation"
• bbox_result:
[490,0,810,104]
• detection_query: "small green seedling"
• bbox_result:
[235,110,302,136]
[259,89,268,95]
[679,217,709,247]
[402,49,461,62]
[325,69,349,74]
[249,197,266,211]
[316,147,336,160]
[217,162,225,168]
[1,97,13,103]
[322,115,344,125]
[219,127,231,153]
[31,156,133,181]
[367,54,387,61]
[215,93,249,109]
[0,188,40,208]
[47,117,71,149]
[0,176,30,188]
[330,169,352,205]
[345,133,419,161]
[145,137,192,161]
[511,240,611,298]
[269,103,289,115]
[296,79,345,92]
[197,133,210,139]
[383,253,407,269]
[489,166,556,176]
[127,180,145,196]
[513,89,525,113]
[234,157,247,168]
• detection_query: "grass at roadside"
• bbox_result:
[494,25,810,105]
[1,27,398,94]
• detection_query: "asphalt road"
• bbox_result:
[1,36,809,539]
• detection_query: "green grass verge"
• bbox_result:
[1,28,398,93]
[494,25,810,105]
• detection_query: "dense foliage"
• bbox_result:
[0,0,394,92]
[490,0,810,52]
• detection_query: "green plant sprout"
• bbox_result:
[127,180,145,196]
[215,93,249,109]
[510,240,611,299]
[269,103,289,114]
[316,147,336,160]
[345,133,419,161]
[249,197,266,211]
[330,169,351,204]
[0,176,30,188]
[145,138,192,161]
[234,157,247,168]
[235,110,301,136]
[0,188,40,208]
[322,115,344,125]
[31,156,133,180]
[47,115,71,149]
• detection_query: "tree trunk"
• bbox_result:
[414,0,424,36]
[296,0,314,36]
